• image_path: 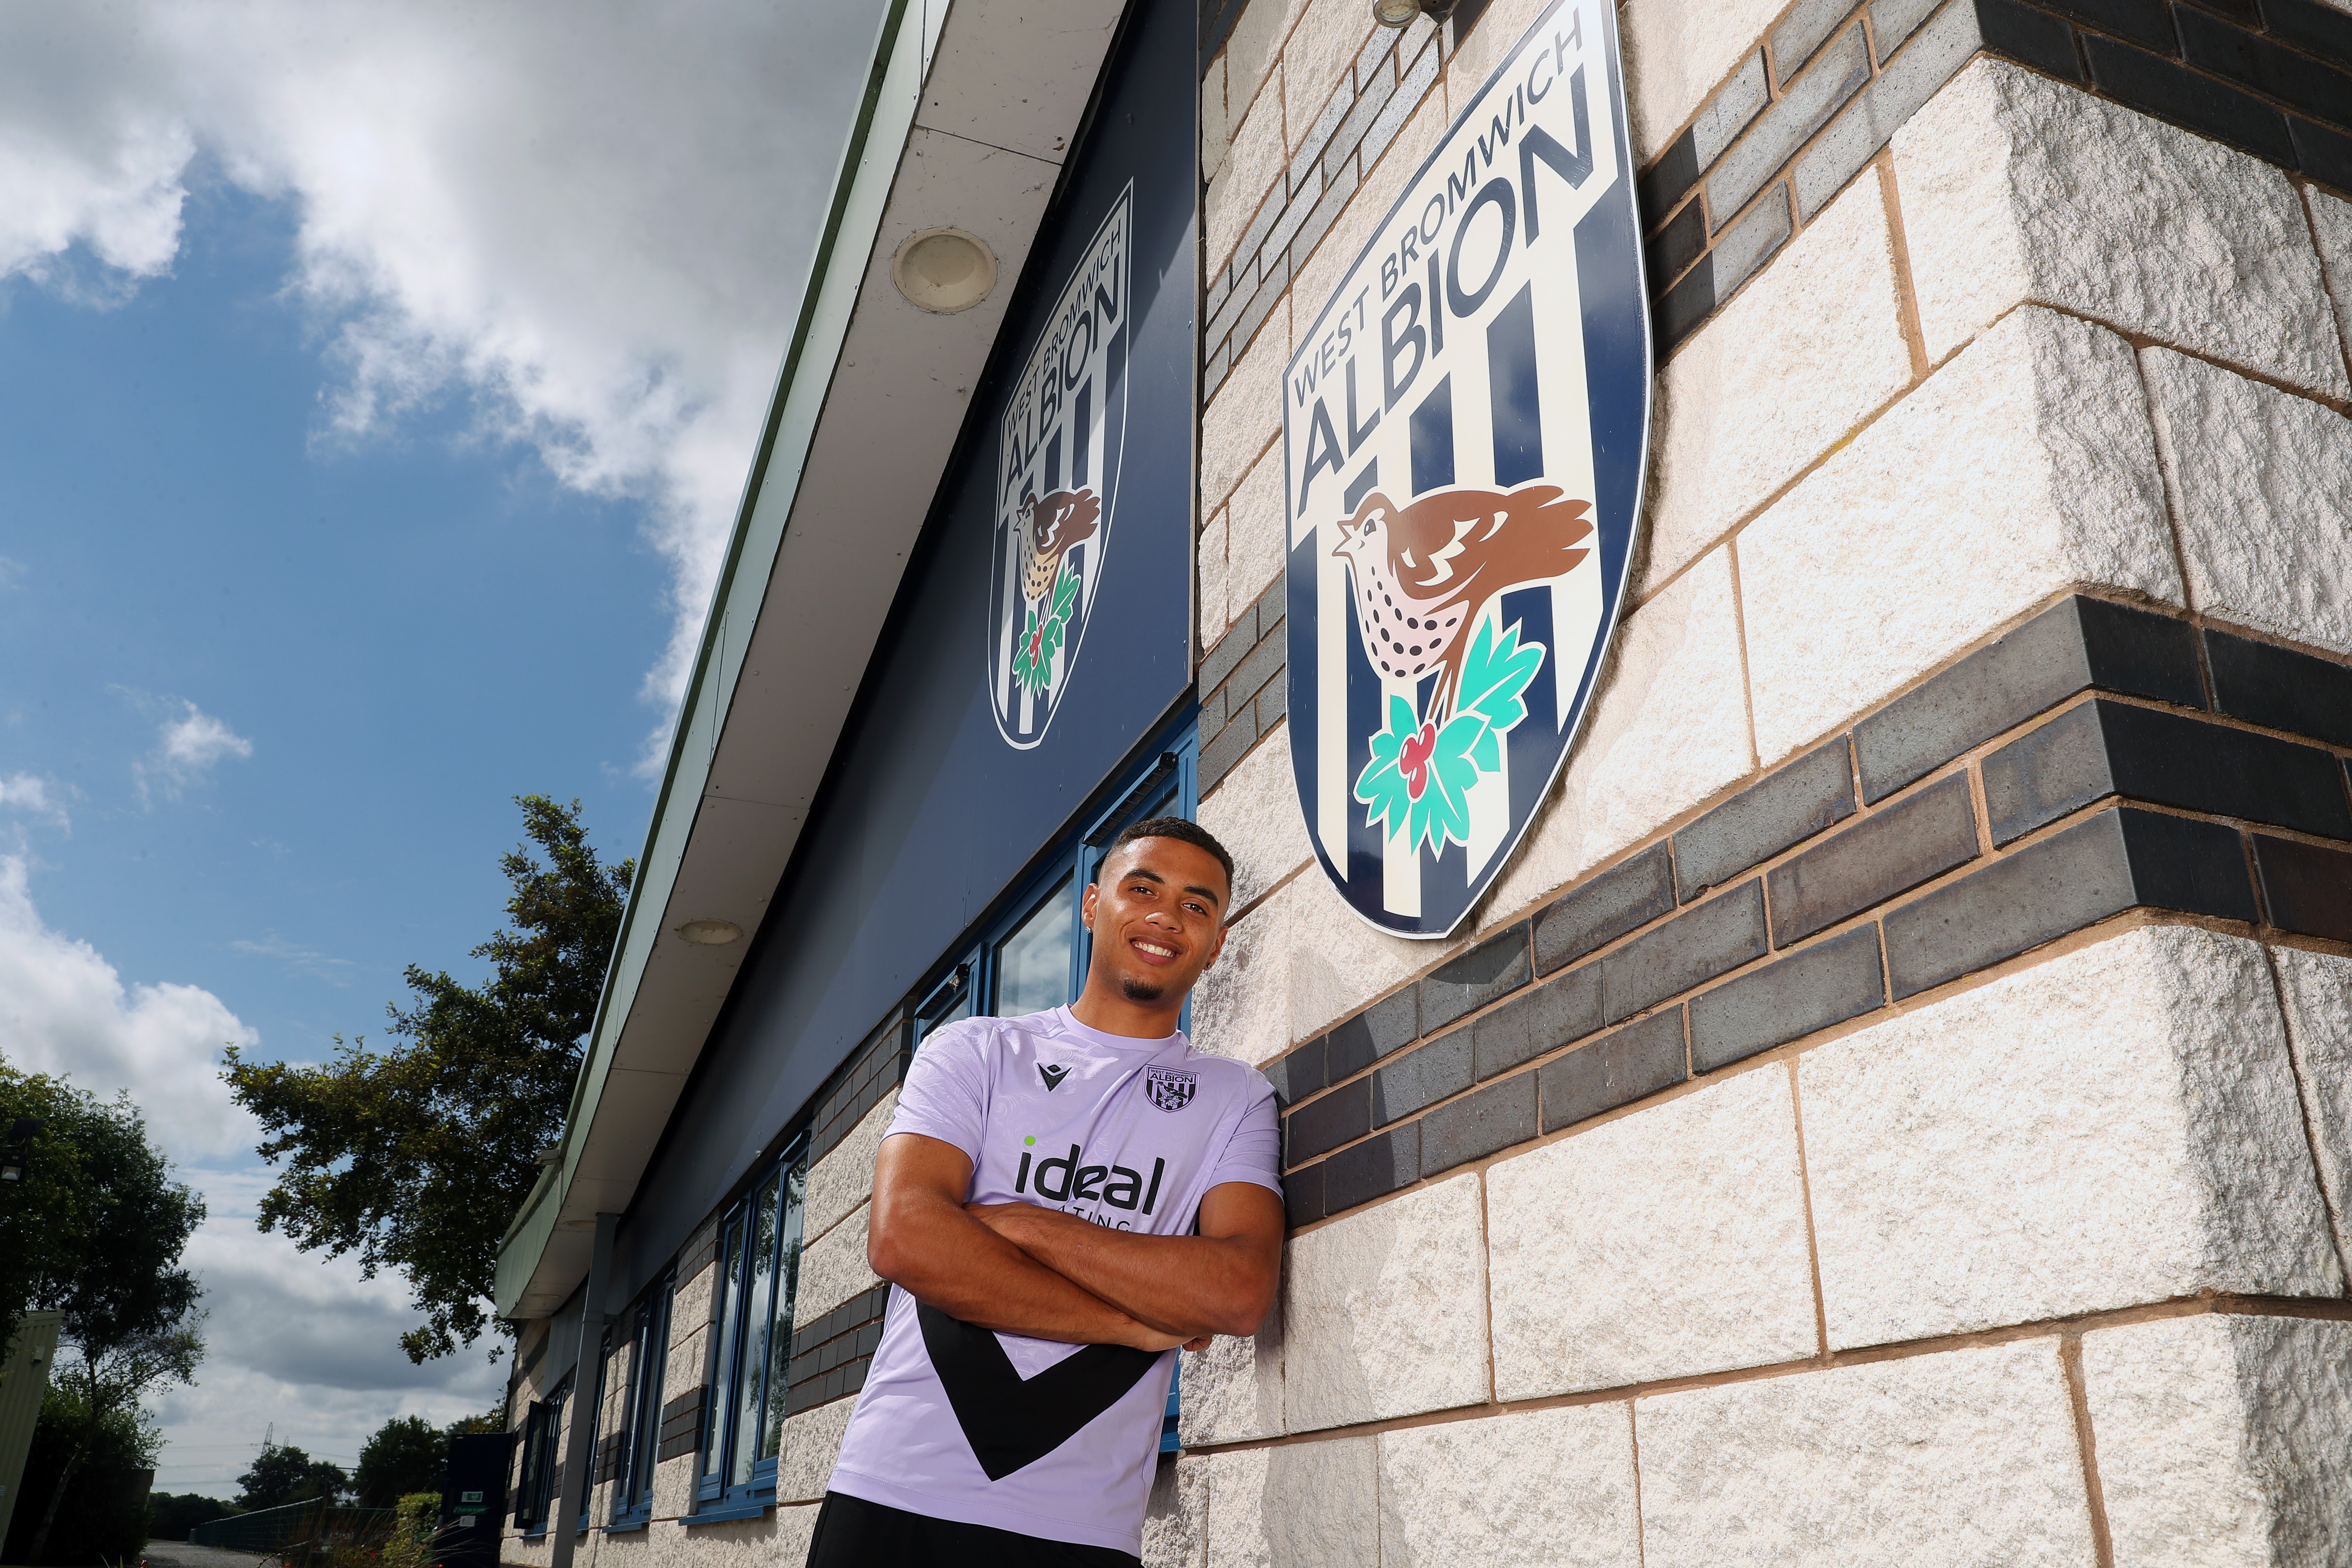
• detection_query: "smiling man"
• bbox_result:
[809,818,1283,1567]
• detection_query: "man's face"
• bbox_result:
[1081,838,1230,1004]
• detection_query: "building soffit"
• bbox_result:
[495,0,1129,1320]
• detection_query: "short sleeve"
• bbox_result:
[886,1021,992,1163]
[1206,1075,1282,1196]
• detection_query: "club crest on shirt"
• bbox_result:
[1143,1066,1196,1112]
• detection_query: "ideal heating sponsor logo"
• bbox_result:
[1012,1134,1167,1228]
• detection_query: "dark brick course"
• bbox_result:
[1646,199,1709,289]
[2039,0,2179,52]
[1853,597,2203,803]
[655,1387,704,1464]
[1471,964,1603,1081]
[1264,1038,1324,1107]
[1883,806,2254,996]
[1981,698,2352,844]
[2267,0,2352,58]
[1675,737,1857,899]
[1200,602,1260,697]
[1372,1029,1473,1126]
[1283,1161,1326,1228]
[1419,1071,1539,1177]
[1419,923,1530,1031]
[2083,32,2300,164]
[1326,988,1418,1079]
[2204,628,2352,750]
[1538,1009,1690,1132]
[2253,834,2352,942]
[1322,1123,1420,1210]
[1287,1077,1369,1163]
[2176,3,2352,132]
[1690,925,1887,1072]
[1272,601,2352,1230]
[1534,842,1677,974]
[1767,774,1980,945]
[1603,881,1768,1021]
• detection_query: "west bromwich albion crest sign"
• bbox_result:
[990,185,1132,749]
[1285,0,1650,938]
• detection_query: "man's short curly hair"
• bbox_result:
[1102,816,1237,904]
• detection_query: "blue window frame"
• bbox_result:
[608,1275,674,1529]
[914,733,1200,1048]
[694,1135,810,1522]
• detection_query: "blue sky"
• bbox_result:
[0,0,886,1499]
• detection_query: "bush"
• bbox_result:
[147,1492,235,1541]
[379,1492,442,1568]
[0,1388,158,1564]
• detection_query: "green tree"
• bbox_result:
[235,1439,348,1511]
[0,1387,159,1564]
[353,1414,446,1508]
[0,1078,96,1378]
[146,1492,236,1542]
[0,1073,206,1564]
[225,797,633,1362]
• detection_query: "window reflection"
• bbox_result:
[994,872,1074,1018]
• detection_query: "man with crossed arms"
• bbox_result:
[808,818,1284,1566]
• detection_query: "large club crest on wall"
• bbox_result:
[1285,0,1651,938]
[989,185,1133,749]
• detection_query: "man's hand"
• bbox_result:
[867,1133,1189,1351]
[963,1180,1283,1343]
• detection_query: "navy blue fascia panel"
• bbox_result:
[610,0,1198,1305]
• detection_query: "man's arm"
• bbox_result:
[966,1181,1284,1340]
[866,1132,1188,1352]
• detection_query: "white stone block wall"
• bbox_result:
[1179,0,2352,1552]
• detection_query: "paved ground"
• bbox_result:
[141,1543,268,1568]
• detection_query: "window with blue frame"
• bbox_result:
[514,1375,569,1536]
[608,1275,674,1528]
[913,738,1194,1049]
[908,732,1198,1456]
[694,1136,809,1520]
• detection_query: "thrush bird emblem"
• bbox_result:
[1018,489,1101,601]
[1332,483,1593,721]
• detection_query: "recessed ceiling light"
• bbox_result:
[893,228,998,314]
[676,918,743,946]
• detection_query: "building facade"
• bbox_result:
[492,0,2352,1561]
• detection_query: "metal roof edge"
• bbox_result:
[493,0,925,1320]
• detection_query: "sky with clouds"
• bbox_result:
[0,0,885,1498]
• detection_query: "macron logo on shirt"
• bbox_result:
[1038,1062,1071,1091]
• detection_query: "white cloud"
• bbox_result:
[0,0,888,772]
[0,773,69,828]
[158,700,254,775]
[0,862,502,1499]
[119,695,255,804]
[0,853,260,1157]
[231,933,356,985]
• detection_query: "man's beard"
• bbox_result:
[1120,975,1166,1003]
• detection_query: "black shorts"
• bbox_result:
[803,1490,1142,1568]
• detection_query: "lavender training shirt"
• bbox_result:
[825,1007,1281,1553]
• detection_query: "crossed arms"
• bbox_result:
[866,1131,1284,1353]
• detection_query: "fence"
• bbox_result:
[190,1498,396,1561]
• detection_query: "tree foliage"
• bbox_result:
[235,1439,348,1512]
[225,796,634,1362]
[0,1067,206,1564]
[0,1388,159,1565]
[354,1414,446,1508]
[148,1492,237,1543]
